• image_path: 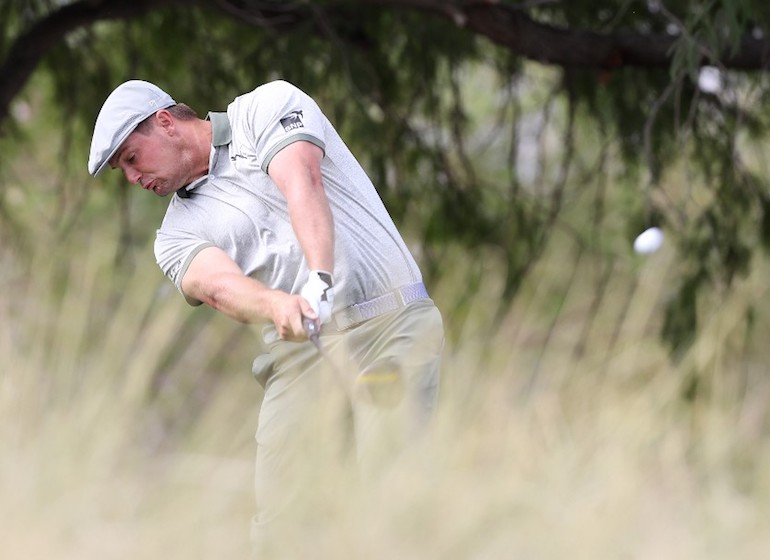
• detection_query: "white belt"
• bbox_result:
[332,282,429,331]
[262,282,430,345]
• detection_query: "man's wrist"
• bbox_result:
[310,270,333,286]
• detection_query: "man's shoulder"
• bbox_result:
[254,79,303,96]
[231,80,305,108]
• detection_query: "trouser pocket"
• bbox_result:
[251,353,275,388]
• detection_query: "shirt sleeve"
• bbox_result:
[154,227,214,306]
[247,80,327,172]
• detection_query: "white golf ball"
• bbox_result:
[633,227,664,254]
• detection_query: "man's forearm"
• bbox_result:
[180,245,278,323]
[196,272,278,324]
[268,141,335,275]
[287,183,335,274]
[192,270,316,340]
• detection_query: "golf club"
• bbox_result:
[303,316,404,408]
[303,315,348,389]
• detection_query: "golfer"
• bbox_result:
[88,79,444,547]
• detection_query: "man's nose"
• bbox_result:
[124,168,141,185]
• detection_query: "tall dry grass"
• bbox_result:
[2,220,770,560]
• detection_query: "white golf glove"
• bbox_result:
[300,270,334,325]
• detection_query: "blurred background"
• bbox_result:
[3,1,770,558]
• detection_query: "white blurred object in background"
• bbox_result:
[633,227,664,254]
[698,66,722,94]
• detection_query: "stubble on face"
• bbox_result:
[113,116,209,197]
[150,126,208,196]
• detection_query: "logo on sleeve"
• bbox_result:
[280,110,304,132]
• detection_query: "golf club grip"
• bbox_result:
[302,315,319,340]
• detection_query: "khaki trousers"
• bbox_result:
[250,299,444,552]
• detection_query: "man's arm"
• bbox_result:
[267,141,334,274]
[181,246,315,341]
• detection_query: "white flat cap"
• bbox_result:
[88,80,175,176]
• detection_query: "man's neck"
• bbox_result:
[182,119,213,182]
[193,119,213,174]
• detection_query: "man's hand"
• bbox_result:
[270,291,319,341]
[300,270,334,325]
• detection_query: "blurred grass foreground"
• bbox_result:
[3,213,770,560]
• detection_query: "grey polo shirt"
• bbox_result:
[154,80,422,318]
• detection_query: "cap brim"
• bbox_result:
[92,125,135,176]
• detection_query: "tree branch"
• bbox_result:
[4,0,770,133]
[360,0,770,70]
[0,0,189,129]
[457,2,770,71]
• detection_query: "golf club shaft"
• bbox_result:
[303,316,350,392]
[302,317,404,407]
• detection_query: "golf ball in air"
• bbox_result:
[633,227,664,254]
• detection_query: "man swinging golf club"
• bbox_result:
[88,79,444,551]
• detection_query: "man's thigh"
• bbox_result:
[343,300,445,471]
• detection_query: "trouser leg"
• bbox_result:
[249,300,444,553]
[249,339,349,555]
[345,300,444,477]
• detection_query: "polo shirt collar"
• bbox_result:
[177,112,232,199]
[177,175,207,198]
[208,111,232,146]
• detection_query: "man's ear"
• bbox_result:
[155,109,175,134]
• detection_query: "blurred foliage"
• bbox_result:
[2,0,770,353]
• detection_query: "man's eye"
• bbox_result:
[127,154,136,163]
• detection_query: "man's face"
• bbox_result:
[110,116,187,197]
